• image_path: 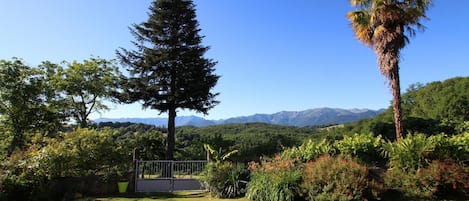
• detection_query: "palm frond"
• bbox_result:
[403,0,432,13]
[204,144,219,160]
[347,11,374,46]
[221,150,239,161]
[349,0,372,9]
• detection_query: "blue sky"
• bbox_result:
[1,1,468,120]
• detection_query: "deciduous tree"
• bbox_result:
[0,58,62,154]
[55,57,121,128]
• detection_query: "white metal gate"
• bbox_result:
[135,160,207,192]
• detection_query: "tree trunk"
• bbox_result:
[7,135,21,156]
[79,120,88,128]
[7,128,24,156]
[166,108,176,160]
[390,68,403,140]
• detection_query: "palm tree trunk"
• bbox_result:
[390,68,403,140]
[166,108,176,160]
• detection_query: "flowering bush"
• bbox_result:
[301,155,373,201]
[385,159,469,200]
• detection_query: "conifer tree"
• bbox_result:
[117,0,219,160]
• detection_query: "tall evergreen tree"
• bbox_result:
[347,0,432,140]
[117,0,219,159]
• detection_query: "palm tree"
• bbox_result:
[347,0,432,140]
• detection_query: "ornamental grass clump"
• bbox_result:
[201,161,249,198]
[246,155,302,201]
[201,144,249,198]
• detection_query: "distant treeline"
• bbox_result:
[94,121,320,163]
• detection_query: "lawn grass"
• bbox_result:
[78,191,249,201]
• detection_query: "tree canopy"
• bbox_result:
[0,58,64,154]
[54,57,121,128]
[0,57,122,155]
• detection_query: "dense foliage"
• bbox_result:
[0,126,167,200]
[402,77,468,133]
[0,59,65,155]
[0,57,121,156]
[0,129,130,200]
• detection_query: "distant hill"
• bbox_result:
[95,116,216,127]
[94,107,384,127]
[222,108,385,127]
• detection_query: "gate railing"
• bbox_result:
[135,160,208,192]
[136,160,207,179]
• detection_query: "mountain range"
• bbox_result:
[94,107,385,127]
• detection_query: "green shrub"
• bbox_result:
[281,139,334,162]
[0,128,133,201]
[382,133,437,171]
[201,162,249,198]
[35,128,132,179]
[385,160,469,200]
[335,133,385,166]
[301,155,372,201]
[438,132,469,163]
[383,133,469,171]
[246,156,302,201]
